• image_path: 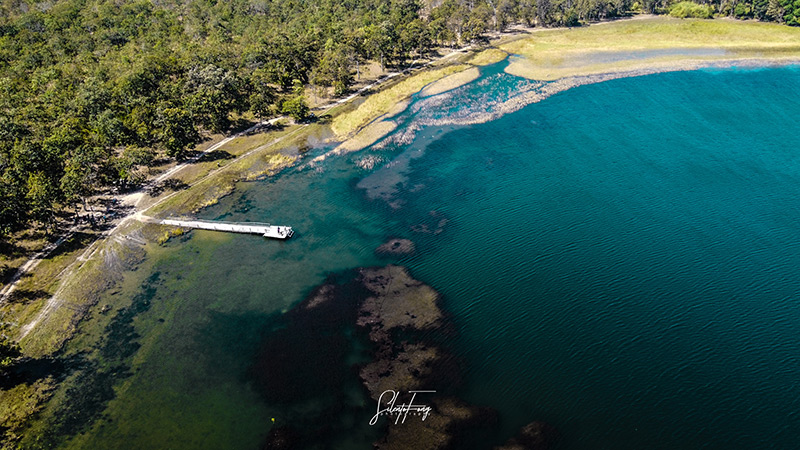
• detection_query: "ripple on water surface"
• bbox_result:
[396,67,800,449]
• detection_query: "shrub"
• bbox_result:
[669,1,715,18]
[157,227,186,245]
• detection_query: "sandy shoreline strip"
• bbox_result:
[505,53,800,81]
[318,54,800,167]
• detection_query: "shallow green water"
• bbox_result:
[68,63,800,449]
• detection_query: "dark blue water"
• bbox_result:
[397,67,800,449]
[80,65,800,450]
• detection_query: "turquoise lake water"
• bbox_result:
[79,63,800,449]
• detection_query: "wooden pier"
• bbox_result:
[160,218,294,239]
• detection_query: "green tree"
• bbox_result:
[0,172,26,238]
[26,171,57,231]
[766,0,785,20]
[158,107,200,159]
[112,146,155,189]
[399,19,432,62]
[281,80,310,121]
[60,145,107,215]
[258,34,318,90]
[185,64,243,133]
[316,39,355,97]
[248,68,277,119]
[363,23,392,69]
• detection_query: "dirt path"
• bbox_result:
[16,119,312,339]
[6,38,493,339]
[0,117,277,308]
[2,13,650,315]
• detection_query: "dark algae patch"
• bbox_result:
[375,238,416,257]
[18,272,163,449]
[249,271,376,448]
[98,272,160,362]
[253,265,557,450]
[249,272,367,405]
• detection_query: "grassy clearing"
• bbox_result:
[1,232,49,289]
[163,125,296,188]
[331,64,471,138]
[147,123,316,217]
[501,17,800,80]
[19,238,136,357]
[1,234,96,333]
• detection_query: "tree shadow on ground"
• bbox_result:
[5,288,50,305]
[147,179,189,197]
[0,353,84,390]
[0,240,27,259]
[314,114,332,125]
[246,120,286,136]
[0,264,18,285]
[197,150,235,163]
[229,118,258,134]
[148,156,173,167]
[46,232,96,260]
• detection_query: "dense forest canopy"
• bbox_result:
[0,0,796,239]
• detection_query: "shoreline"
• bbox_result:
[7,15,800,346]
[505,53,800,81]
[3,17,800,366]
[4,14,800,448]
[18,36,800,350]
[476,56,800,127]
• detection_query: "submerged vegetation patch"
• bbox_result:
[252,265,557,450]
[16,272,163,449]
